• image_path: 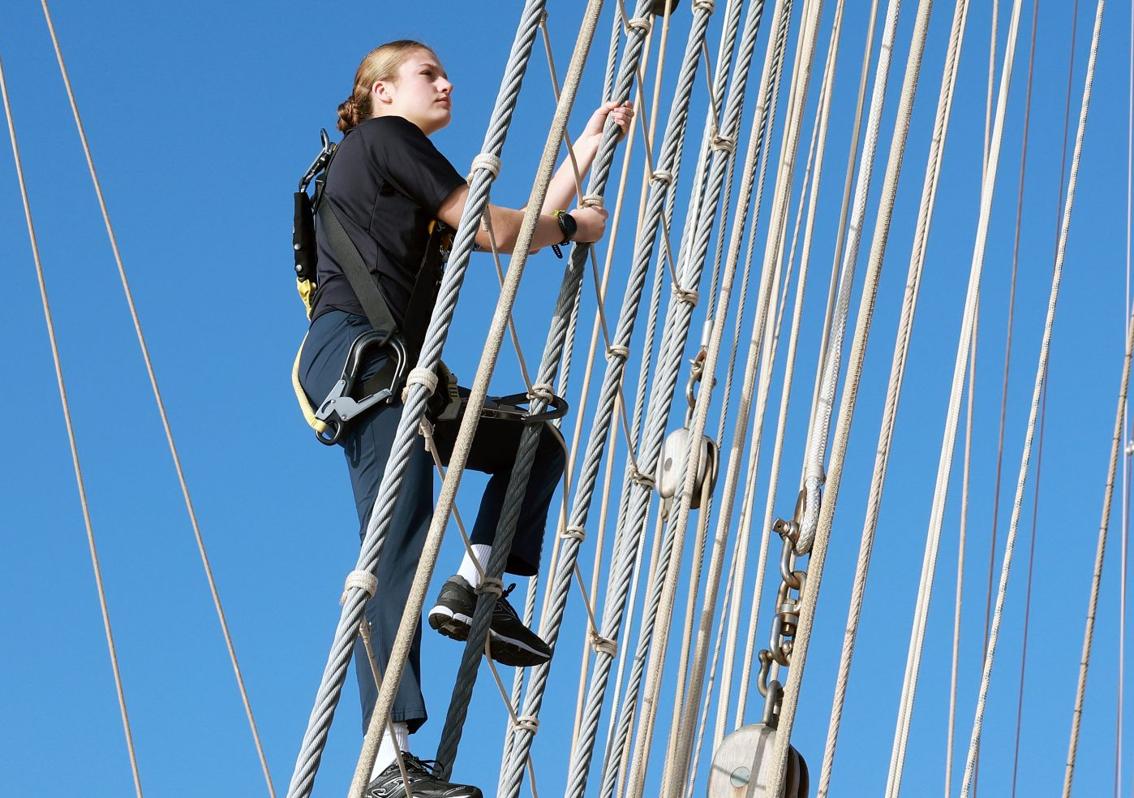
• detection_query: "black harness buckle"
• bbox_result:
[315,331,407,445]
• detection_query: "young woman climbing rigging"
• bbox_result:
[298,41,631,797]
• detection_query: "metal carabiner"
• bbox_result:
[314,331,407,446]
[684,347,707,426]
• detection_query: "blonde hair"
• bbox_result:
[337,40,437,133]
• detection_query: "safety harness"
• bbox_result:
[290,130,567,456]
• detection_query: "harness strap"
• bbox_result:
[318,200,400,344]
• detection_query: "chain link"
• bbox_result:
[756,488,815,726]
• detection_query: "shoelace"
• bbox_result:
[399,752,442,778]
[497,583,520,619]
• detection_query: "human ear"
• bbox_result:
[371,79,393,106]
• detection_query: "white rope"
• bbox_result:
[768,0,938,791]
[880,3,1026,794]
[607,2,798,793]
[793,0,902,556]
[0,49,145,798]
[630,3,827,796]
[671,0,849,777]
[805,0,881,443]
[814,1,971,793]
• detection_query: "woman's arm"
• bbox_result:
[541,101,634,213]
[436,185,608,252]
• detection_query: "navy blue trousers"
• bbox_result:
[299,310,565,733]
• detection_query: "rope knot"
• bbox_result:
[341,569,378,604]
[469,153,502,180]
[607,344,630,361]
[400,367,438,405]
[561,525,586,542]
[673,286,699,306]
[527,383,555,404]
[651,169,673,186]
[629,464,656,490]
[693,0,715,12]
[589,631,617,656]
[477,577,504,598]
[627,16,652,33]
[710,134,736,153]
[514,715,540,733]
[581,194,604,209]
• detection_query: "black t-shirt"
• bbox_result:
[310,115,465,325]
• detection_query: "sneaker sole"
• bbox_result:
[428,605,550,667]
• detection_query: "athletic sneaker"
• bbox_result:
[428,574,552,667]
[364,753,482,798]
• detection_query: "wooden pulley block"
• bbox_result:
[650,0,681,15]
[656,427,719,508]
[707,723,809,797]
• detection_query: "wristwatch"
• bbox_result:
[551,210,577,258]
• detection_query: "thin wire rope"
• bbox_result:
[0,52,144,798]
[961,3,1104,794]
[1010,374,1046,797]
[36,3,276,792]
[1121,2,1134,791]
[882,3,1026,792]
[1052,9,1112,796]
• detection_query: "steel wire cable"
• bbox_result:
[427,1,612,781]
[665,0,847,784]
[286,4,555,795]
[625,4,826,796]
[594,5,794,795]
[0,50,144,798]
[480,3,743,796]
[483,3,681,795]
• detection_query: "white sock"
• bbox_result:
[457,544,493,588]
[371,721,410,779]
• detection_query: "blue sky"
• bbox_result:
[2,1,1132,796]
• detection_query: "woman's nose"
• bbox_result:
[438,77,453,95]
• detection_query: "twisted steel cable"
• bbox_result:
[285,4,554,796]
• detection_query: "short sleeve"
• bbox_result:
[363,116,465,214]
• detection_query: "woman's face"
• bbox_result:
[372,50,453,135]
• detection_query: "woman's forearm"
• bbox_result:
[541,135,600,212]
[478,205,568,252]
